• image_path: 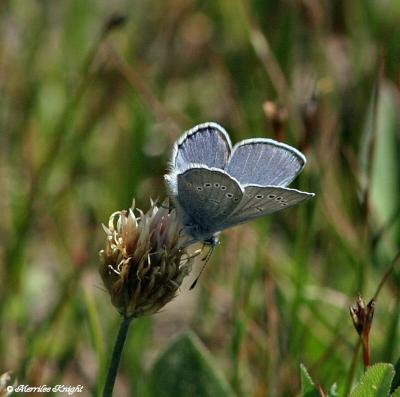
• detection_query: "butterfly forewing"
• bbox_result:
[221,185,313,228]
[225,140,305,187]
[177,167,243,232]
[174,123,231,173]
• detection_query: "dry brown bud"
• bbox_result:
[349,296,375,336]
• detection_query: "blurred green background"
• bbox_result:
[1,0,400,396]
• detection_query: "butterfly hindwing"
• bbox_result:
[225,139,306,187]
[176,167,243,234]
[219,185,313,229]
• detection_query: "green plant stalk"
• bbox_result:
[230,315,246,396]
[240,0,302,140]
[344,337,362,397]
[372,251,400,301]
[102,317,133,397]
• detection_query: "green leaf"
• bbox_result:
[300,364,320,397]
[370,85,400,230]
[350,363,395,397]
[147,332,236,397]
[360,83,400,259]
[391,356,400,393]
[391,387,400,397]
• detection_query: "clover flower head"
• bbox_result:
[99,199,195,318]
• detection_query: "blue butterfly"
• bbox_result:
[165,122,314,246]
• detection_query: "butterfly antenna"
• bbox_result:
[189,244,214,290]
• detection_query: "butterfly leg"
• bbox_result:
[189,244,215,290]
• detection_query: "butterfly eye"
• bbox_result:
[233,197,240,202]
[267,194,276,199]
[255,194,263,199]
[196,186,203,191]
[275,196,283,201]
[204,183,212,188]
[220,185,227,190]
[226,193,233,198]
[214,183,220,188]
[281,203,288,206]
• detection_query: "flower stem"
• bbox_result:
[102,316,133,397]
[362,332,371,369]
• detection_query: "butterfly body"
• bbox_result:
[165,122,314,244]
